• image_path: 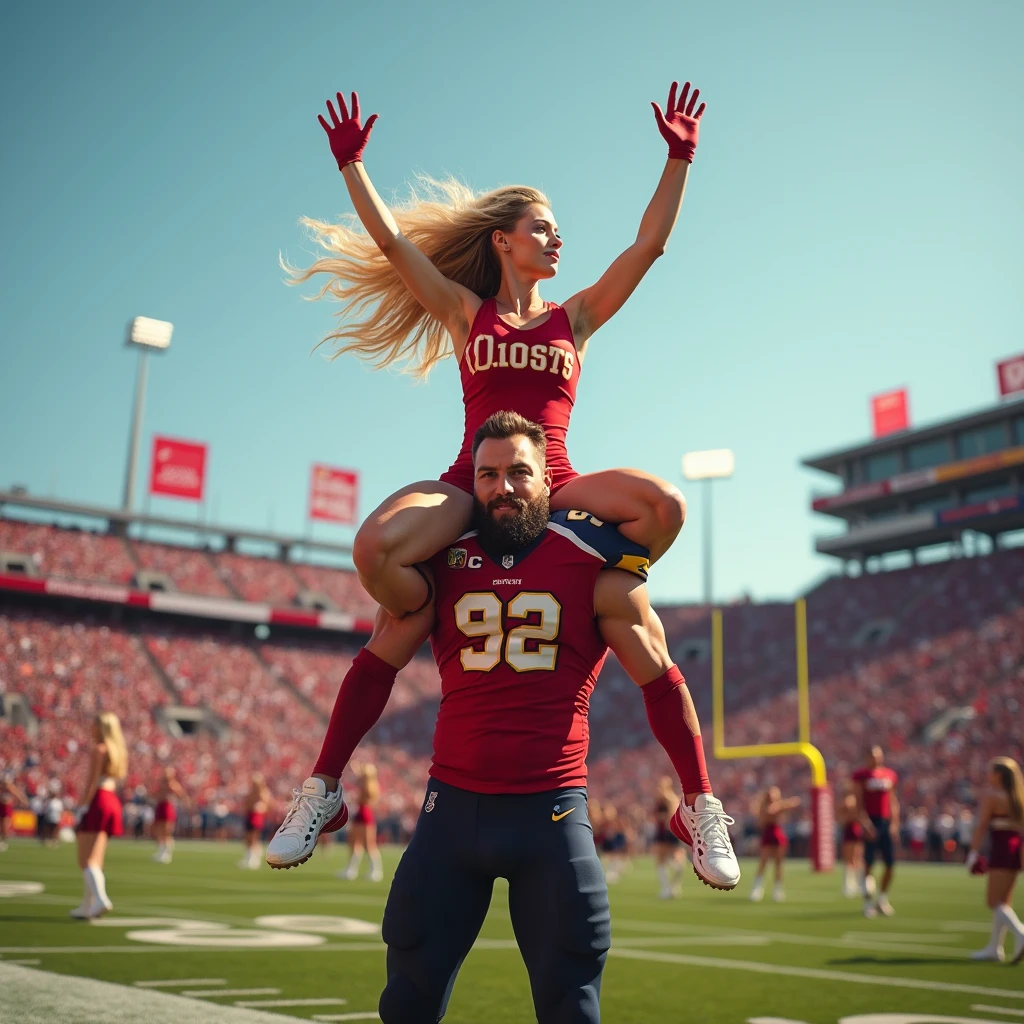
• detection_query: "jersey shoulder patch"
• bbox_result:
[547,509,650,580]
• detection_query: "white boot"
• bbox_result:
[368,849,383,883]
[83,865,112,917]
[749,876,765,902]
[995,904,1024,964]
[340,849,363,881]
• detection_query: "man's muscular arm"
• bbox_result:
[594,570,710,804]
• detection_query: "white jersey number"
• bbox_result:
[454,591,562,673]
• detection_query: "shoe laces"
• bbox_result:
[694,807,736,855]
[277,788,322,836]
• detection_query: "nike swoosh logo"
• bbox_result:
[551,807,576,822]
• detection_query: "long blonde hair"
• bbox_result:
[360,763,380,805]
[286,177,550,378]
[991,756,1024,824]
[95,712,128,781]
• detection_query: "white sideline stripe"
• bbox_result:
[0,963,332,1024]
[235,999,349,1008]
[6,959,41,966]
[187,989,282,998]
[313,1016,381,1022]
[841,931,961,943]
[972,1006,1024,1018]
[0,942,386,955]
[607,948,1024,1000]
[135,979,227,988]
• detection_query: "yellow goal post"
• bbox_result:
[710,598,835,871]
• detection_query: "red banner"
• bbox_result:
[871,389,909,438]
[309,464,359,525]
[997,353,1024,398]
[149,437,207,501]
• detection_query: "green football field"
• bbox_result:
[1,837,1023,1023]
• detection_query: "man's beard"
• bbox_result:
[473,491,550,554]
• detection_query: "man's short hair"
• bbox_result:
[472,411,547,462]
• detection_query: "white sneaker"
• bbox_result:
[69,903,92,919]
[772,885,785,902]
[89,897,113,919]
[266,777,347,870]
[369,867,384,883]
[671,794,740,890]
[749,883,764,903]
[970,946,1005,962]
[863,901,878,919]
[659,887,673,900]
[876,895,895,917]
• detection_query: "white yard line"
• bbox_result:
[186,989,282,998]
[607,947,1024,1000]
[134,979,227,988]
[5,959,41,966]
[971,1006,1024,1018]
[234,998,349,1008]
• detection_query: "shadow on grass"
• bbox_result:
[827,955,970,966]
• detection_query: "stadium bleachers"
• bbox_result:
[1,518,1022,846]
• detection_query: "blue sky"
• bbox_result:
[1,1,1021,602]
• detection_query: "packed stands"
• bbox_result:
[128,539,233,597]
[214,552,303,605]
[290,562,376,618]
[0,520,136,584]
[1,515,1022,850]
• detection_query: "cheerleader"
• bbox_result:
[652,777,686,899]
[837,787,865,897]
[239,774,270,870]
[966,757,1024,963]
[152,766,187,864]
[749,787,801,903]
[71,713,127,919]
[340,763,383,881]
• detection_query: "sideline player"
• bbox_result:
[853,745,900,918]
[748,787,801,903]
[339,762,384,882]
[292,80,707,618]
[269,412,740,1022]
[0,773,29,852]
[71,712,127,920]
[652,776,686,899]
[239,774,269,870]
[837,786,865,897]
[152,766,187,864]
[966,756,1024,963]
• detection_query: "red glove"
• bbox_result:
[651,80,706,163]
[966,850,988,875]
[318,90,378,171]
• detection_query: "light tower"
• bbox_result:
[123,316,174,511]
[681,448,734,606]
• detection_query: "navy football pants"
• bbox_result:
[379,778,611,1024]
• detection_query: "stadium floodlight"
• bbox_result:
[681,449,735,605]
[123,317,174,511]
[128,316,174,350]
[681,448,735,481]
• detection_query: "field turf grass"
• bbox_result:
[1,836,1023,1023]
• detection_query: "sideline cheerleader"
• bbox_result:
[71,713,128,919]
[339,762,383,882]
[749,787,801,903]
[966,757,1024,963]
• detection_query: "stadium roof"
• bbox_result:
[802,397,1024,474]
[0,489,352,558]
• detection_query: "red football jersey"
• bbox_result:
[427,510,649,794]
[853,766,899,818]
[440,298,580,494]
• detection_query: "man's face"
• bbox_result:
[869,746,884,768]
[473,434,552,550]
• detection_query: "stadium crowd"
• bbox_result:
[1,519,1022,854]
